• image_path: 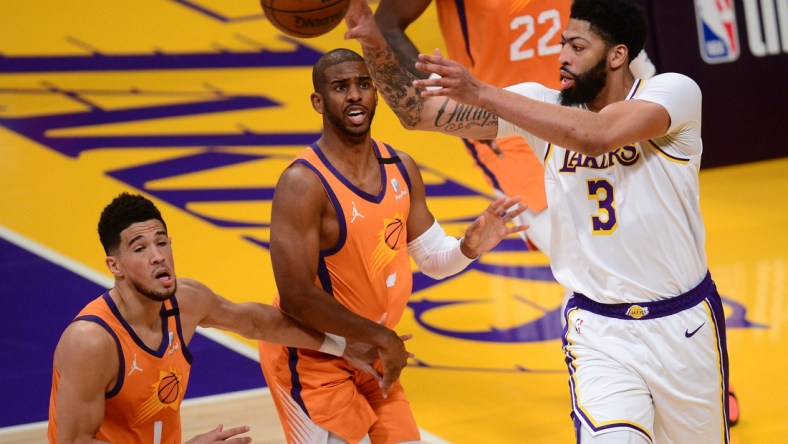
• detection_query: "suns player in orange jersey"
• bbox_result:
[258,48,527,444]
[48,192,355,444]
[373,0,740,427]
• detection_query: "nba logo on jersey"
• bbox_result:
[693,0,740,63]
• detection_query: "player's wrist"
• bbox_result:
[319,333,346,356]
[459,237,479,259]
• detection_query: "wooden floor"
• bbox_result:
[1,1,787,443]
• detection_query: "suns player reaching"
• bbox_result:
[48,192,354,444]
[346,0,731,441]
[259,48,526,444]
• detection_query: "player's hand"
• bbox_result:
[376,329,414,398]
[343,333,414,384]
[461,197,528,258]
[413,50,490,107]
[344,0,386,47]
[185,425,252,444]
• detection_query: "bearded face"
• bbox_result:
[559,53,608,107]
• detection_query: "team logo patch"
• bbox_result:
[626,305,650,319]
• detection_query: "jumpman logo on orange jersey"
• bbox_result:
[128,353,143,376]
[351,201,365,223]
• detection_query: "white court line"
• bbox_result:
[0,225,451,444]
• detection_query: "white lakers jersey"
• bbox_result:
[498,73,707,302]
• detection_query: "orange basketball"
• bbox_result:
[260,0,350,38]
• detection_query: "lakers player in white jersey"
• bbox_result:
[345,0,730,441]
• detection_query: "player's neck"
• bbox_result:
[111,284,163,332]
[587,70,636,112]
[316,135,382,193]
[317,132,376,165]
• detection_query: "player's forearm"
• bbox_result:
[361,37,429,130]
[379,29,428,80]
[279,290,396,349]
[248,304,325,349]
[480,86,620,156]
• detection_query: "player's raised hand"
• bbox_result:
[414,50,490,107]
[185,424,252,444]
[344,0,385,47]
[460,196,528,258]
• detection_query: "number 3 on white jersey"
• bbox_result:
[510,10,562,61]
[587,179,618,234]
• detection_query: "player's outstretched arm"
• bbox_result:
[345,0,498,140]
[402,151,527,279]
[412,52,673,156]
[461,197,529,257]
[180,278,333,352]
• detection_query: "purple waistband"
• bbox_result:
[571,272,713,320]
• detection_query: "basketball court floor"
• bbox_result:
[1,1,787,442]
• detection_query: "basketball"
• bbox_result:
[157,372,181,404]
[384,218,403,249]
[260,0,350,38]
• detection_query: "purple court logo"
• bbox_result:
[694,0,740,63]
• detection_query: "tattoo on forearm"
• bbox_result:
[435,100,498,132]
[364,47,425,127]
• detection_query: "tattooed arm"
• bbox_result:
[344,0,499,140]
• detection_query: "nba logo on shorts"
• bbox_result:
[694,0,740,63]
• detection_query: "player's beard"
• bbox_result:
[132,278,176,302]
[326,105,375,138]
[559,55,608,107]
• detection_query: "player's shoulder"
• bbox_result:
[504,82,559,102]
[173,278,222,322]
[276,158,325,195]
[391,148,421,178]
[392,147,415,165]
[646,73,701,94]
[58,318,117,358]
[175,277,210,295]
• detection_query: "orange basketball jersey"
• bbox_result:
[435,0,570,88]
[48,293,192,444]
[259,141,419,443]
[291,140,413,326]
[434,0,569,213]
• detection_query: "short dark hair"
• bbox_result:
[98,192,167,254]
[570,0,647,62]
[312,48,366,92]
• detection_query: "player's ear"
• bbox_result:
[311,92,324,114]
[610,44,629,70]
[106,255,123,278]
